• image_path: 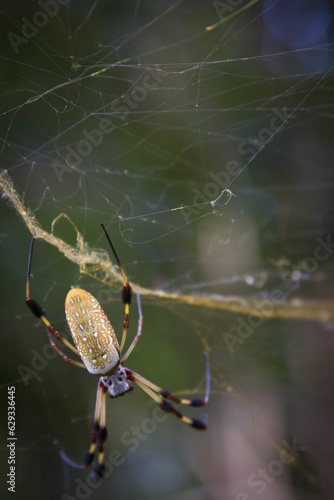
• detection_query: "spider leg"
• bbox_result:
[133,378,208,429]
[47,332,86,368]
[121,293,143,364]
[26,237,85,368]
[60,378,107,482]
[126,352,210,430]
[100,224,132,352]
[92,383,107,482]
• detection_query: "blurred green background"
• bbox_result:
[1,1,334,499]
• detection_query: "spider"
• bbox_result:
[25,224,210,482]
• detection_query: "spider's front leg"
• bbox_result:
[60,378,108,483]
[125,351,210,430]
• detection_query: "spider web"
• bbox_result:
[1,1,334,499]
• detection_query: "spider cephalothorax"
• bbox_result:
[26,224,210,482]
[101,365,133,398]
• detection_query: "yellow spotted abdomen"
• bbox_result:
[65,288,120,376]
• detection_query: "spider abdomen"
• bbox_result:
[65,288,120,376]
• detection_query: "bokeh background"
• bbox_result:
[1,1,334,499]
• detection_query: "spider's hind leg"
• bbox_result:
[25,237,85,369]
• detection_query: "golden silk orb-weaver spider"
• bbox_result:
[25,224,210,482]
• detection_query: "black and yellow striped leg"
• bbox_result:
[121,293,143,364]
[126,352,210,429]
[26,237,85,368]
[82,380,104,471]
[100,223,132,353]
[60,379,108,483]
[91,382,108,482]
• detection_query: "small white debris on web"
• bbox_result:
[210,189,235,207]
